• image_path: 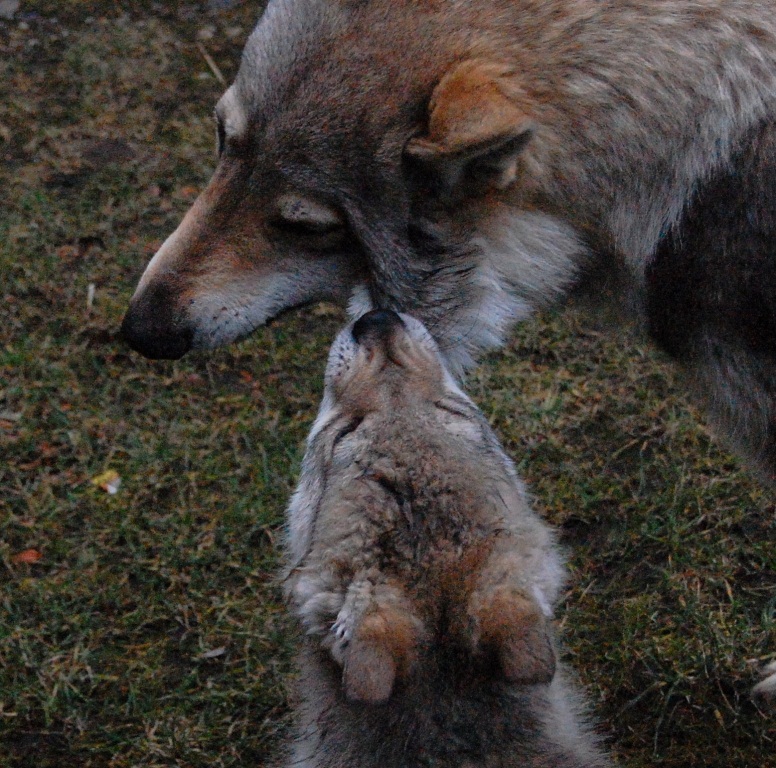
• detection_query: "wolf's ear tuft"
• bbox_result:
[405,59,534,192]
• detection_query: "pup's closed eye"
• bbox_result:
[332,416,365,450]
[434,397,477,419]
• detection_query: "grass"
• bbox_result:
[0,2,773,766]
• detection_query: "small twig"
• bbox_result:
[196,41,227,86]
[613,679,665,719]
[653,677,682,757]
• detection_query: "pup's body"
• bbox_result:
[284,310,610,768]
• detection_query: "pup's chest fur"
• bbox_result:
[309,421,509,614]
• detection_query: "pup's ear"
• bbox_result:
[343,633,397,705]
[343,605,421,704]
[405,59,534,192]
[470,586,556,685]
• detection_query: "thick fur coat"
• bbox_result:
[283,309,611,767]
[122,0,776,479]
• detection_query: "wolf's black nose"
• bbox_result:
[351,310,405,344]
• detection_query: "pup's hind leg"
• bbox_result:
[329,577,424,704]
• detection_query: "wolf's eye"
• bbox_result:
[273,217,344,236]
[273,194,345,239]
[214,112,226,157]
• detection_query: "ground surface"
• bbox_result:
[0,2,774,766]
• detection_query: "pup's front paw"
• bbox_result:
[753,660,776,700]
[327,578,376,664]
[329,610,356,663]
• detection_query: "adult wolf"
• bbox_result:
[122,0,776,477]
[284,309,612,767]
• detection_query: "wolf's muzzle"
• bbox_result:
[121,283,194,360]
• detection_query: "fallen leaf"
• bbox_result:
[176,185,199,200]
[92,469,121,495]
[56,244,80,261]
[12,549,42,565]
[199,646,226,660]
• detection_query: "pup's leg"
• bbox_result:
[462,530,562,685]
[330,578,424,704]
[467,582,556,685]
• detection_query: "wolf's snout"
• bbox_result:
[121,283,194,360]
[351,310,405,345]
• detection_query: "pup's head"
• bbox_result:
[122,0,582,370]
[309,308,506,448]
[323,308,462,412]
[287,308,531,566]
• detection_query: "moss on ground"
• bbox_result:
[1,3,773,766]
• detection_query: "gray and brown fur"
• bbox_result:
[121,0,776,481]
[283,310,611,768]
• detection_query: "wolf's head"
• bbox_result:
[122,0,583,373]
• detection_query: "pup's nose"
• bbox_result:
[351,310,405,345]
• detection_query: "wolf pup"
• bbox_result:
[122,0,776,479]
[283,309,611,768]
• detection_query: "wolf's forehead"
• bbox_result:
[235,0,388,123]
[234,0,447,141]
[235,0,348,112]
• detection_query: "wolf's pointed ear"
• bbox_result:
[405,60,534,192]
